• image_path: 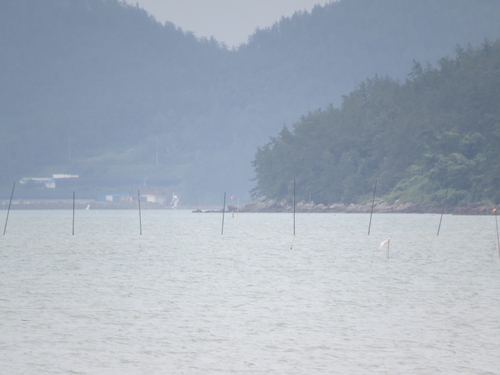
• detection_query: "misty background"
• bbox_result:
[123,0,332,48]
[1,0,500,205]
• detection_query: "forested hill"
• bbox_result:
[252,40,500,207]
[2,0,500,204]
[0,0,229,201]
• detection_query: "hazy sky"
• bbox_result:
[123,0,331,48]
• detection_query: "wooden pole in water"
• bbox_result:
[368,179,377,235]
[293,179,296,236]
[494,208,500,259]
[72,191,75,235]
[221,192,226,235]
[290,180,297,249]
[138,190,142,235]
[3,182,15,235]
[437,189,448,236]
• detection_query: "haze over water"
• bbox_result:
[1,210,499,374]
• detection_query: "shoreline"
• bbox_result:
[0,198,496,215]
[0,199,164,210]
[234,198,497,215]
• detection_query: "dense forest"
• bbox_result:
[1,0,500,204]
[252,40,500,206]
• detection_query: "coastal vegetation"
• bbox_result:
[251,40,500,207]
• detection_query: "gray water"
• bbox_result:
[1,210,499,374]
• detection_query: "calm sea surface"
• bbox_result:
[1,210,499,374]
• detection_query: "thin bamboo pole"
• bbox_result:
[72,191,75,235]
[293,179,296,236]
[221,192,226,235]
[368,179,377,235]
[138,190,142,235]
[437,189,448,236]
[494,208,500,259]
[3,182,15,235]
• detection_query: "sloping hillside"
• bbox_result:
[2,0,500,204]
[252,40,500,206]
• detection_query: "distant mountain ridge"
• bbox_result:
[1,0,500,204]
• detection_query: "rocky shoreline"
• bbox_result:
[1,197,496,215]
[234,196,497,215]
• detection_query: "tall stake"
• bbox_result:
[221,192,226,235]
[368,179,377,235]
[138,190,142,235]
[3,182,15,235]
[494,208,500,259]
[293,179,296,236]
[437,189,448,236]
[72,191,75,235]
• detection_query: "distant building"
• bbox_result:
[20,174,79,188]
[52,174,79,179]
[97,193,134,202]
[143,194,166,205]
[20,177,55,188]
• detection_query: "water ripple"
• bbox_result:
[1,211,499,374]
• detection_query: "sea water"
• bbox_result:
[1,210,499,374]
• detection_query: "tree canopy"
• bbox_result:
[252,41,500,206]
